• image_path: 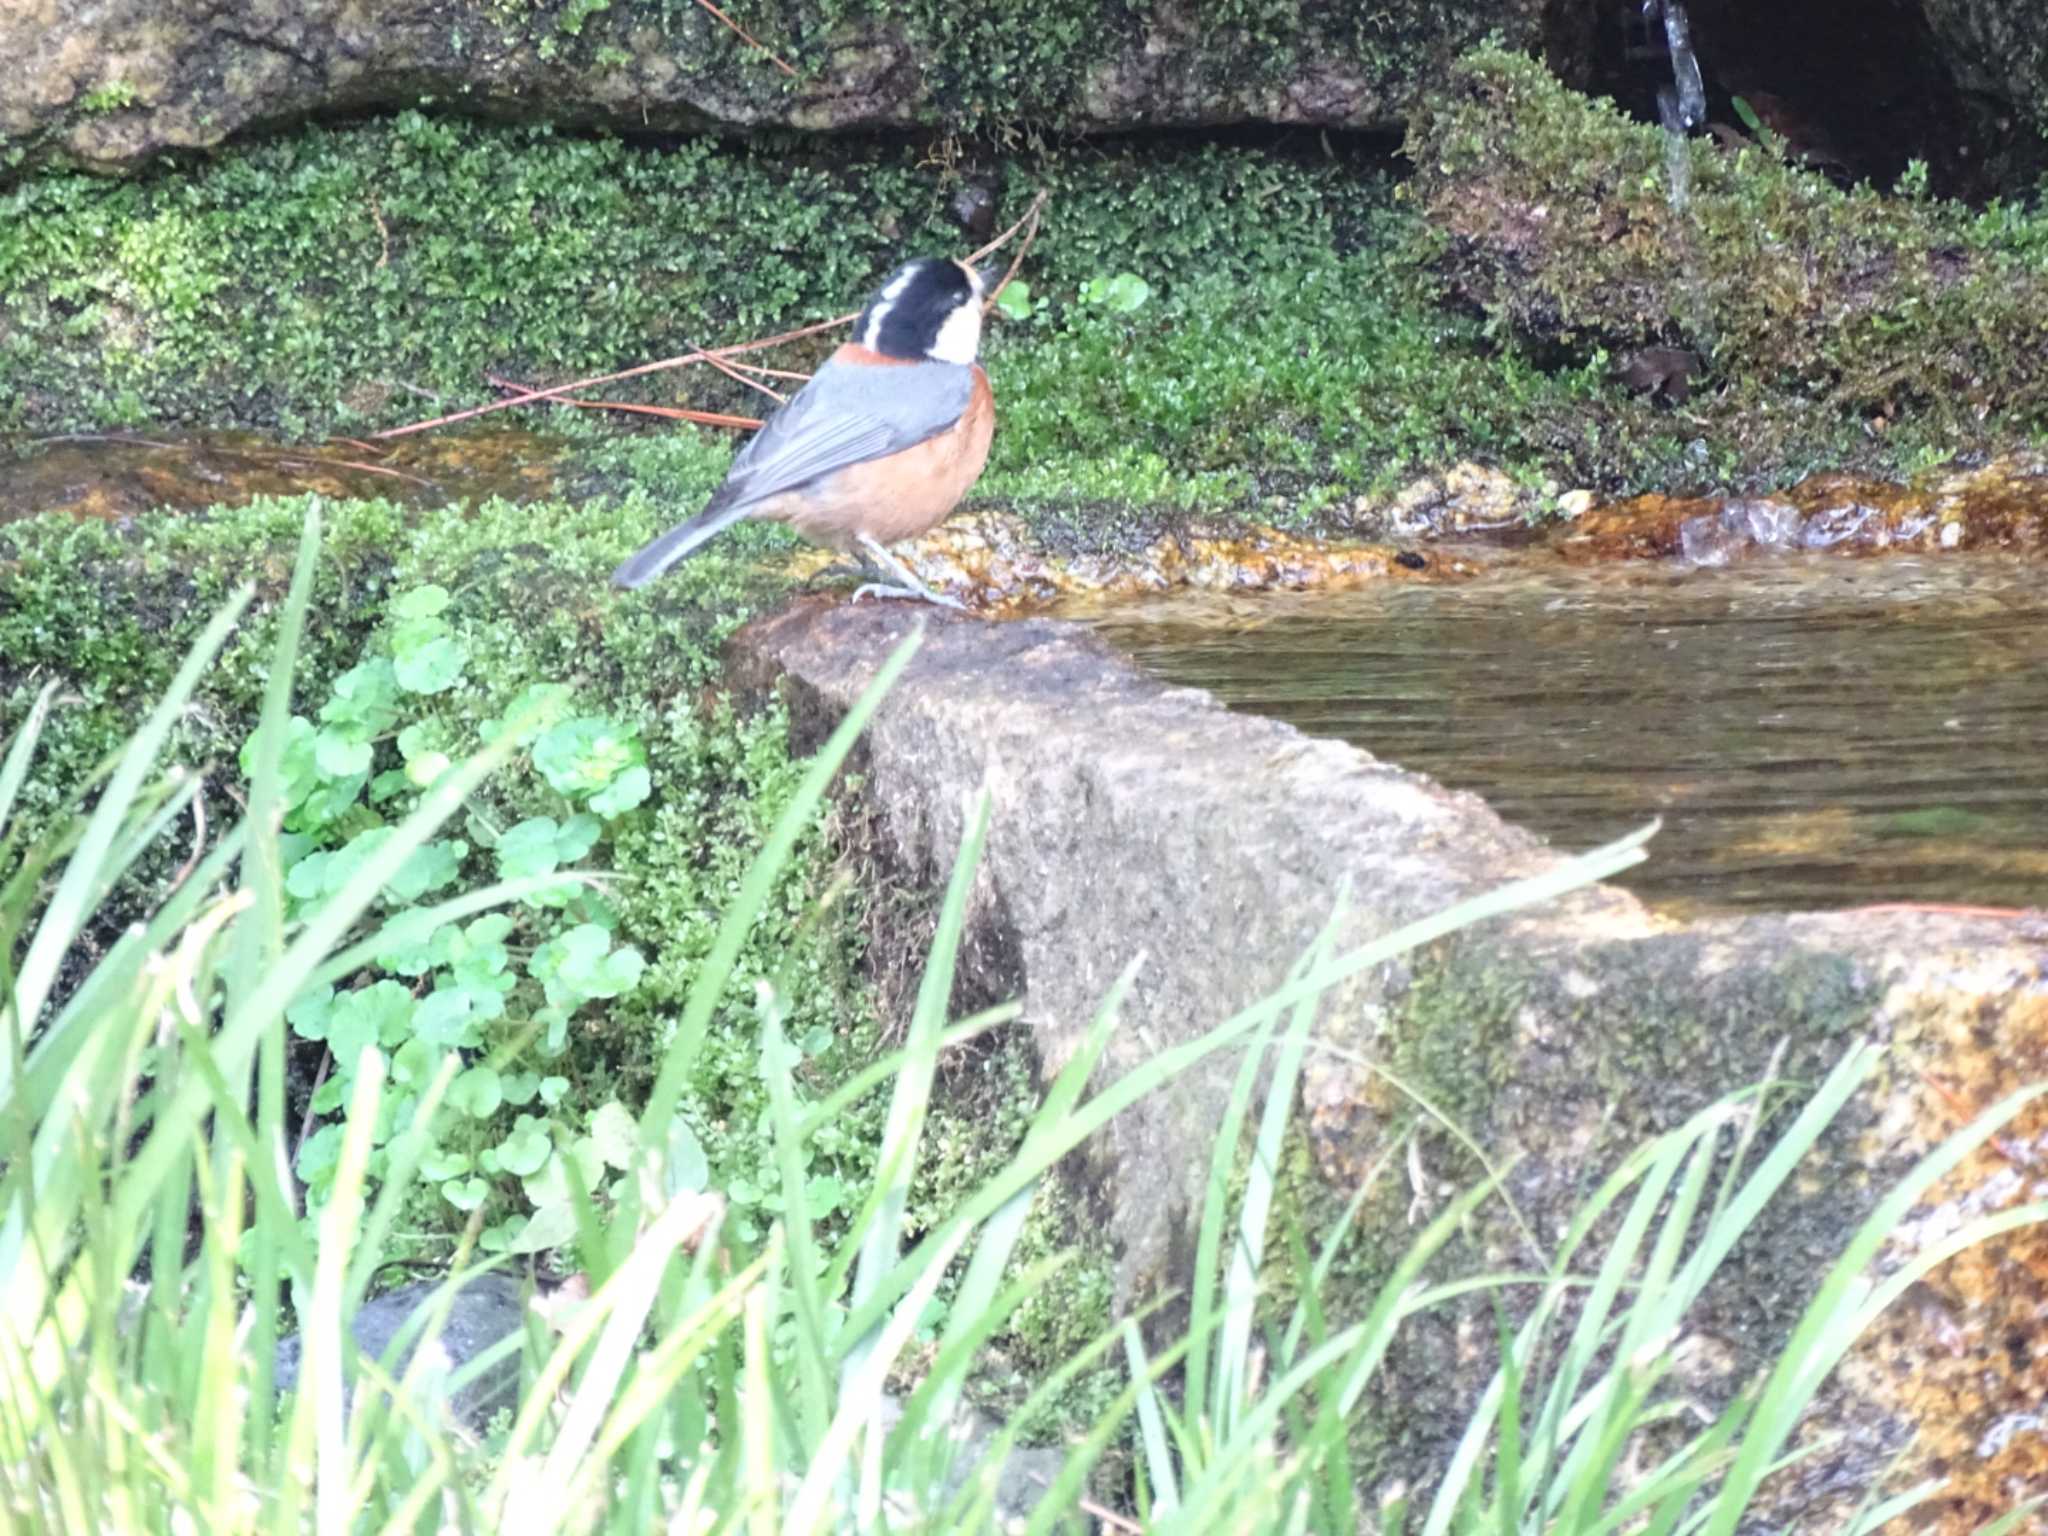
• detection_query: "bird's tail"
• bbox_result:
[611,497,752,589]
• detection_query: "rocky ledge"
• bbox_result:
[732,597,2048,1529]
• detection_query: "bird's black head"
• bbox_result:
[856,257,985,364]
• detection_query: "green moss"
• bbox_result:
[12,57,2043,552]
[1404,46,2048,486]
[0,113,1692,541]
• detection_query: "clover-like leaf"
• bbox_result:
[507,1201,578,1255]
[497,816,566,880]
[413,987,481,1049]
[385,838,467,902]
[494,1115,553,1177]
[286,986,335,1042]
[313,728,373,779]
[589,763,651,818]
[531,922,645,1007]
[589,1101,640,1170]
[441,1176,490,1212]
[328,980,415,1062]
[393,635,468,695]
[296,1123,343,1186]
[1101,271,1152,313]
[392,585,451,620]
[665,1118,709,1196]
[420,1149,472,1182]
[448,1064,503,1119]
[390,1037,442,1087]
[320,659,402,732]
[532,717,646,802]
[523,1139,604,1206]
[993,278,1033,322]
[373,907,446,976]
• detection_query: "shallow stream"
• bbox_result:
[1093,553,2048,917]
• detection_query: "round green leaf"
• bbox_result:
[495,1116,553,1177]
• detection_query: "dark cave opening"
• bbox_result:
[1563,0,2035,201]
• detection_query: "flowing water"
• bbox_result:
[1092,553,2048,917]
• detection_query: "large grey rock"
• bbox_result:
[730,597,2048,1530]
[0,0,1539,175]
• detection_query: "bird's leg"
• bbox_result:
[849,534,965,611]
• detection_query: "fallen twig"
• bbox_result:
[375,192,1046,440]
[167,785,208,892]
[276,454,438,488]
[374,314,853,439]
[683,338,790,405]
[488,375,762,429]
[973,189,1049,315]
[693,0,797,76]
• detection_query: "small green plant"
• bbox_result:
[249,577,656,1256]
[555,0,611,36]
[992,278,1041,323]
[77,80,139,113]
[1078,270,1152,314]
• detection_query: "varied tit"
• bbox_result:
[611,256,995,608]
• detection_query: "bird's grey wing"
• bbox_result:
[715,359,974,511]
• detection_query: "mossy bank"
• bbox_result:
[9,53,2048,556]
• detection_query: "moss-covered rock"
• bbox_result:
[735,595,2048,1526]
[0,0,1540,175]
[1405,46,2048,482]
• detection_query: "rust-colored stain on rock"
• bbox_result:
[788,512,1458,612]
[1852,972,2048,1530]
[1559,455,2048,564]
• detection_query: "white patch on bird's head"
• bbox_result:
[927,289,983,365]
[858,263,921,352]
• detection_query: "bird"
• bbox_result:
[611,256,995,608]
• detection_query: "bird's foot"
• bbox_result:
[851,533,967,611]
[851,581,967,612]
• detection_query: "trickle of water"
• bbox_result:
[1659,87,1695,211]
[1657,0,1707,129]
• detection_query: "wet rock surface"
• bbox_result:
[1560,454,2048,563]
[733,597,2048,1527]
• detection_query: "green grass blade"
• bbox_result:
[0,682,57,840]
[6,584,254,1091]
[1126,1319,1182,1514]
[1188,1007,1272,1435]
[760,994,835,1450]
[841,789,991,1375]
[637,627,925,1159]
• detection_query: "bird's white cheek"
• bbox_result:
[929,303,983,365]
